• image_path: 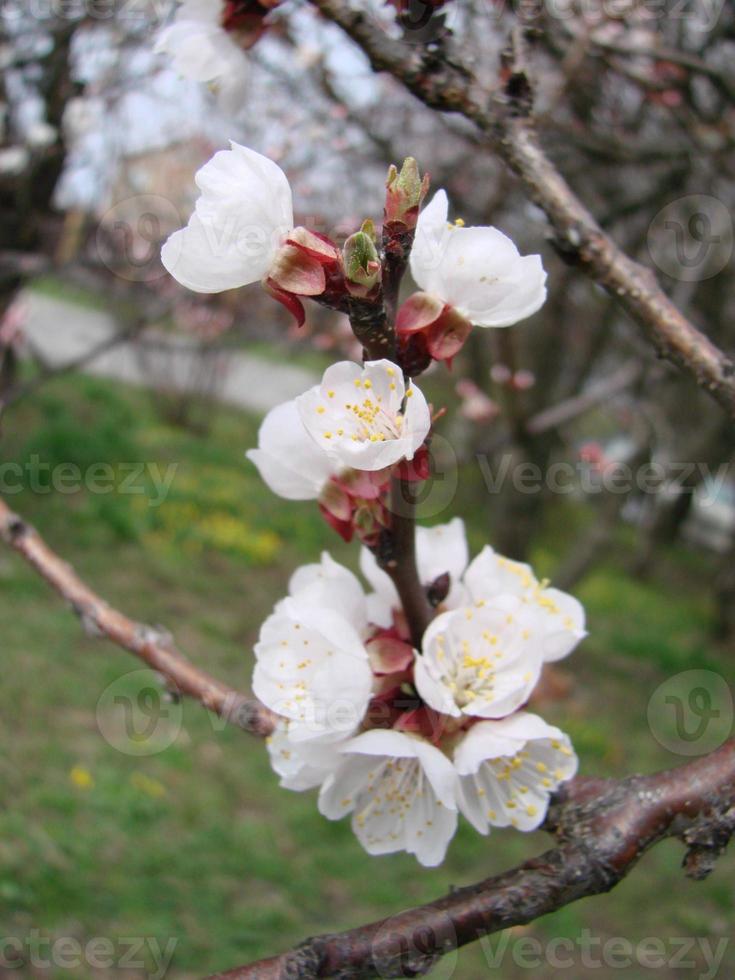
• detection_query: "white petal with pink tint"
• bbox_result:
[454,713,577,833]
[319,729,458,866]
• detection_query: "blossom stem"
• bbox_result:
[381,476,433,648]
[347,295,396,362]
[381,225,415,331]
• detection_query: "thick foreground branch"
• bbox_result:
[309,1,735,417]
[210,740,735,978]
[0,499,274,736]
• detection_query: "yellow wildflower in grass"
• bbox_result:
[69,766,94,790]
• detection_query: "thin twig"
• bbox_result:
[0,499,274,736]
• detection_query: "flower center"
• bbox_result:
[433,623,518,708]
[344,394,404,444]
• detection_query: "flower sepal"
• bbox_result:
[366,634,415,676]
[393,705,448,744]
[268,227,341,299]
[395,445,431,482]
[263,279,306,327]
[397,291,473,366]
[318,469,391,545]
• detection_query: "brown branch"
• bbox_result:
[0,498,274,736]
[379,476,433,648]
[307,1,735,418]
[526,359,643,436]
[208,739,735,978]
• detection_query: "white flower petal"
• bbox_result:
[289,553,368,637]
[416,518,469,608]
[463,546,534,601]
[318,731,458,866]
[297,360,430,472]
[359,547,400,617]
[365,592,395,630]
[410,189,451,281]
[454,714,577,833]
[254,599,371,741]
[536,588,587,662]
[162,142,294,293]
[246,399,337,501]
[155,2,250,110]
[417,602,543,719]
[410,190,547,329]
[413,654,461,717]
[266,721,343,791]
[463,548,586,664]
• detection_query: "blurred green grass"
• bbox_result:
[1,372,733,979]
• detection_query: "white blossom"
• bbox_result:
[463,547,586,662]
[454,713,577,832]
[161,141,294,293]
[414,600,544,719]
[246,398,338,501]
[155,0,249,112]
[288,552,369,637]
[297,360,431,473]
[253,555,373,742]
[319,729,458,867]
[410,190,547,328]
[266,719,344,791]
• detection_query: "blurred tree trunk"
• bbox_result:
[489,438,551,562]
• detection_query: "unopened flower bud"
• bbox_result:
[385,157,430,230]
[343,228,381,296]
